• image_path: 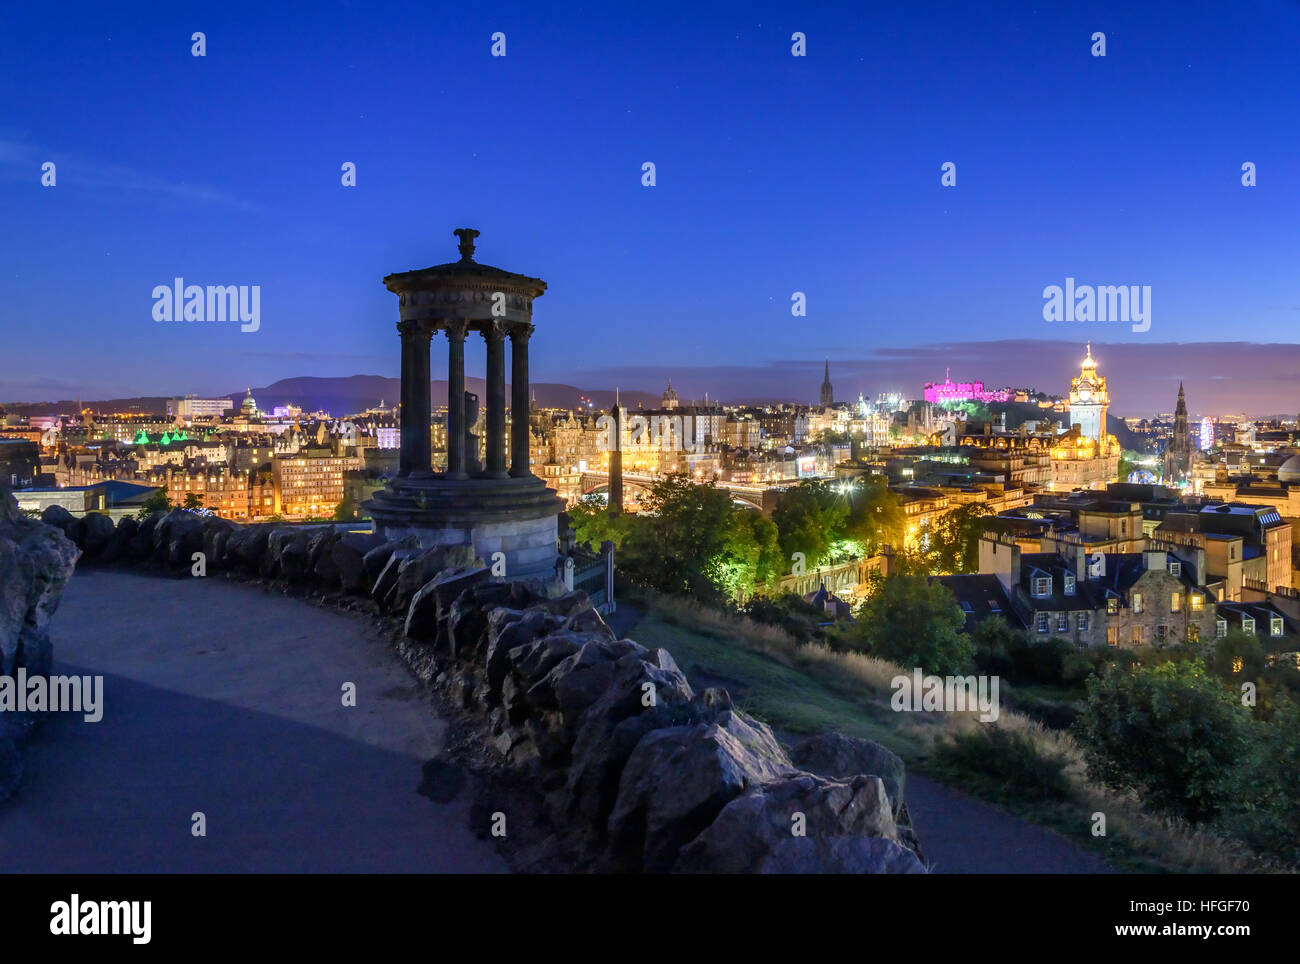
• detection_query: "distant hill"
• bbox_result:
[0,377,657,417]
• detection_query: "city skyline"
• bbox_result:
[6,338,1298,418]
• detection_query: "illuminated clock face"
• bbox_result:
[1079,390,1091,401]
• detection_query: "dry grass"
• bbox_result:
[638,589,1272,874]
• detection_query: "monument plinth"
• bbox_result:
[364,229,563,580]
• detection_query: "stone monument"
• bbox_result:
[364,229,564,580]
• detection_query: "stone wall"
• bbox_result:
[60,508,926,873]
[0,490,80,801]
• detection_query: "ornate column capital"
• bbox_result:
[443,318,470,341]
[481,318,509,341]
[508,321,535,343]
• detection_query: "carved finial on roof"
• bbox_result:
[453,227,480,262]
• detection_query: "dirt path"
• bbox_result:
[0,569,505,873]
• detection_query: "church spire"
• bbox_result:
[819,359,834,407]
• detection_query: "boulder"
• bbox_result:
[153,509,204,566]
[206,523,234,570]
[0,490,80,679]
[483,608,565,698]
[392,544,480,614]
[226,524,270,571]
[608,710,795,872]
[362,537,416,582]
[542,638,646,737]
[278,534,311,581]
[405,566,490,641]
[790,732,907,818]
[674,772,925,874]
[100,516,136,563]
[330,540,368,593]
[79,512,116,558]
[443,576,508,658]
[129,511,163,559]
[39,504,77,536]
[310,529,343,586]
[371,548,417,608]
[561,648,698,826]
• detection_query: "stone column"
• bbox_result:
[510,322,534,477]
[410,322,433,476]
[483,321,508,478]
[445,321,468,479]
[397,321,416,476]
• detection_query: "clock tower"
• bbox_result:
[1068,343,1108,444]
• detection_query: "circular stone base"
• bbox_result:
[364,474,565,581]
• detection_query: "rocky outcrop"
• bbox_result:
[398,575,926,873]
[62,511,927,873]
[1,490,81,801]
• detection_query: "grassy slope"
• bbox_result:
[637,613,928,757]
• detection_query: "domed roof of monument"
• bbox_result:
[1278,453,1300,483]
[383,228,547,296]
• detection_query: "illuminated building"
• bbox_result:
[923,370,1012,405]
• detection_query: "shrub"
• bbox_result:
[933,724,1074,803]
[1076,659,1252,823]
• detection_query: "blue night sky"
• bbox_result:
[2,1,1298,413]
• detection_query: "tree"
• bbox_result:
[843,481,906,556]
[333,491,357,521]
[772,480,848,567]
[1208,628,1267,682]
[182,492,204,511]
[567,497,633,551]
[135,491,172,520]
[619,476,753,601]
[922,502,993,574]
[1225,696,1300,862]
[1076,659,1252,823]
[846,574,971,676]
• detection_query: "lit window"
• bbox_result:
[1132,625,1144,645]
[1191,594,1203,612]
[1107,627,1119,646]
[1033,576,1051,597]
[1271,617,1283,637]
[1131,593,1143,614]
[1107,597,1118,615]
[1170,592,1181,613]
[1242,616,1255,634]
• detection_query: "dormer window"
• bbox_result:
[1033,576,1051,597]
[1169,561,1181,577]
[1271,616,1284,637]
[1064,574,1076,596]
[1242,616,1255,634]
